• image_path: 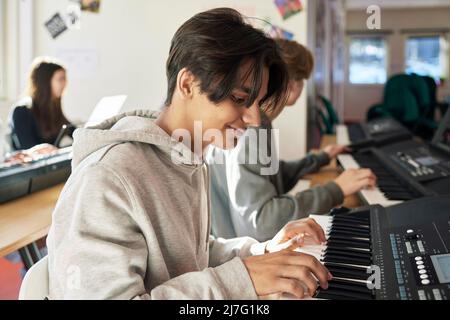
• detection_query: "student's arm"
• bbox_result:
[280,151,330,192]
[226,158,343,242]
[208,235,267,267]
[11,107,41,149]
[48,164,258,300]
[222,134,343,242]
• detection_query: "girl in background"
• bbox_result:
[9,57,74,150]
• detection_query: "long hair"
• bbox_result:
[26,57,69,139]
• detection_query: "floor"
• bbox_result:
[0,252,25,300]
[0,242,47,300]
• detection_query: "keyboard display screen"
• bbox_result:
[431,254,450,284]
[416,156,440,166]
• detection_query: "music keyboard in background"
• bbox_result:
[338,141,450,206]
[338,153,406,207]
[0,147,72,203]
[337,118,412,148]
[337,108,450,206]
[296,196,450,300]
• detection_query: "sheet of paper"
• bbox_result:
[85,95,127,127]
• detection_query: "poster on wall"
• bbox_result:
[80,0,102,13]
[274,0,303,20]
[66,4,82,30]
[268,25,294,40]
[44,12,68,39]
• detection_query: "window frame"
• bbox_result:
[346,34,390,87]
[403,33,450,82]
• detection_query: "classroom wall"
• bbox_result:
[1,0,309,159]
[344,6,450,122]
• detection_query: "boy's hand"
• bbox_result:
[334,168,377,196]
[243,250,332,298]
[265,218,326,253]
[323,144,350,159]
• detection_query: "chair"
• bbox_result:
[19,255,49,300]
[366,73,437,139]
[316,95,340,135]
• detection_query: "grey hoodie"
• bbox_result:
[46,110,266,300]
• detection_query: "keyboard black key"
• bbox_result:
[332,222,370,230]
[325,267,369,280]
[315,288,372,300]
[315,291,359,300]
[323,254,371,266]
[333,215,369,223]
[324,247,372,259]
[326,244,370,252]
[329,229,371,238]
[324,261,369,271]
[329,225,370,234]
[327,234,371,244]
[328,282,373,296]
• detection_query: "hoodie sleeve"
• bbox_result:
[226,159,344,242]
[280,151,331,192]
[208,235,268,267]
[47,164,259,300]
[150,256,258,299]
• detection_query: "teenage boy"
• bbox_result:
[47,8,331,299]
[206,39,376,241]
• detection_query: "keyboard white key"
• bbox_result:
[336,125,350,146]
[285,214,376,300]
[294,215,331,261]
[337,154,403,207]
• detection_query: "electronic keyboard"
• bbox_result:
[337,118,412,150]
[297,196,450,300]
[337,109,450,206]
[0,147,72,203]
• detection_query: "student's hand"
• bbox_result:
[27,143,58,156]
[334,168,377,196]
[322,144,350,158]
[243,250,332,298]
[265,218,327,253]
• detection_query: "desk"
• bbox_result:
[0,184,64,268]
[306,135,362,208]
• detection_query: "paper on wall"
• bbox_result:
[66,4,81,30]
[274,0,303,20]
[44,12,68,39]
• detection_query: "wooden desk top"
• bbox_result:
[306,135,362,208]
[0,184,64,257]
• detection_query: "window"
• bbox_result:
[405,35,449,82]
[348,37,387,84]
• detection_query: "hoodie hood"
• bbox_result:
[71,109,201,168]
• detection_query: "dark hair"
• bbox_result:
[27,57,70,139]
[275,38,314,81]
[165,8,288,113]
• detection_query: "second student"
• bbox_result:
[207,39,376,241]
